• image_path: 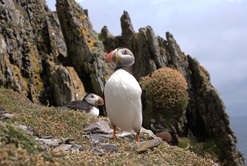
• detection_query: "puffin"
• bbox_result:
[61,93,104,117]
[104,48,142,142]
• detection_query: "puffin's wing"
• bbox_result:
[101,90,107,116]
[141,88,147,111]
[62,100,92,111]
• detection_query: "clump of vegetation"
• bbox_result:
[140,67,189,122]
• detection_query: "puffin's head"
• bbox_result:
[83,93,104,106]
[105,48,135,66]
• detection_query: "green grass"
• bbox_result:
[0,88,215,165]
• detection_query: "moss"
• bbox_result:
[178,137,222,162]
[0,123,43,154]
[87,37,94,48]
[177,137,195,149]
[80,27,87,36]
[203,140,223,159]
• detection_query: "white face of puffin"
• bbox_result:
[105,48,135,66]
[84,93,104,106]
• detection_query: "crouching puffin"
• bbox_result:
[104,48,142,142]
[61,93,104,117]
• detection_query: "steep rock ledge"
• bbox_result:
[56,0,107,98]
[0,0,88,106]
[100,11,245,166]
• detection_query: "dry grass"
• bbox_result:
[0,88,215,166]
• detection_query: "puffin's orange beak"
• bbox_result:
[105,50,115,62]
[97,96,104,106]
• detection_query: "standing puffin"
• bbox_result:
[61,93,104,117]
[104,48,142,142]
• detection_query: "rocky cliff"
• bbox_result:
[0,0,245,165]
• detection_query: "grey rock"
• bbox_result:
[53,144,72,152]
[70,144,83,152]
[92,147,105,156]
[0,107,5,111]
[130,137,164,153]
[82,120,112,134]
[95,143,119,153]
[17,124,33,135]
[38,138,62,148]
[41,136,53,139]
[48,65,86,106]
[64,137,76,144]
[83,134,106,143]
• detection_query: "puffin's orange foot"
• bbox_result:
[111,135,118,140]
[136,133,140,142]
[111,126,118,140]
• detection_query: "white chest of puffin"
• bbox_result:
[104,48,142,142]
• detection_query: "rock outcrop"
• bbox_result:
[0,0,245,165]
[100,11,245,166]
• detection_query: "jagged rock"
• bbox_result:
[100,10,245,166]
[100,26,122,51]
[46,12,67,61]
[0,0,50,103]
[56,0,107,98]
[48,63,86,106]
[121,11,135,43]
[0,0,90,107]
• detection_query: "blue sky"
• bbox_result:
[47,0,247,117]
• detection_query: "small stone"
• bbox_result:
[0,107,5,111]
[117,131,135,139]
[82,120,112,134]
[17,124,33,135]
[38,138,62,148]
[92,148,105,156]
[53,144,72,152]
[156,131,172,143]
[64,137,76,144]
[70,144,83,151]
[95,143,119,153]
[0,113,15,120]
[131,137,164,153]
[140,127,157,139]
[41,136,53,139]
